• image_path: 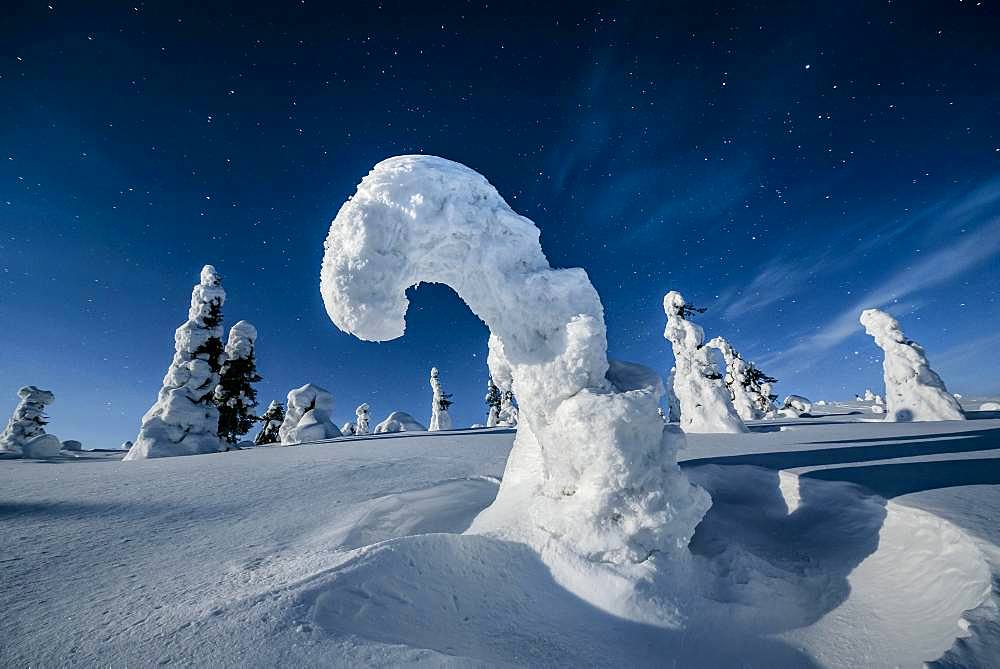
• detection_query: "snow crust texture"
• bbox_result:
[125,266,227,461]
[860,309,965,422]
[320,155,711,588]
[0,386,57,456]
[279,384,342,444]
[663,292,747,433]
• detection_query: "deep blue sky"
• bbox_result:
[1,2,998,448]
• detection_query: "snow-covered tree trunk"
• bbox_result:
[665,367,681,422]
[278,383,342,444]
[428,367,453,431]
[125,265,227,460]
[706,337,759,421]
[860,308,964,422]
[320,156,711,613]
[355,403,371,435]
[214,320,262,447]
[0,386,57,456]
[662,292,746,433]
[254,400,284,445]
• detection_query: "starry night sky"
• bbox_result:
[1,2,998,447]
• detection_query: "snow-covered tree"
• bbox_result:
[497,389,518,427]
[0,386,61,457]
[278,383,342,444]
[663,291,746,433]
[125,265,227,460]
[706,337,760,421]
[428,367,453,431]
[665,367,681,422]
[214,320,262,447]
[320,155,711,612]
[745,363,778,416]
[354,403,371,435]
[373,411,426,433]
[485,376,502,427]
[254,400,284,445]
[860,308,965,422]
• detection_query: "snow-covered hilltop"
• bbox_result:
[320,155,710,613]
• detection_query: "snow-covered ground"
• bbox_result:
[3,406,1000,667]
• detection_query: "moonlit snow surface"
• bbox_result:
[3,410,999,667]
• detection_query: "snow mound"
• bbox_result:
[319,155,710,607]
[979,402,1000,411]
[373,411,426,434]
[22,434,62,458]
[279,384,342,444]
[782,395,813,415]
[860,309,965,422]
[61,440,82,451]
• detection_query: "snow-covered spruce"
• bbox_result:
[354,403,371,435]
[214,320,262,447]
[860,308,965,422]
[706,337,760,421]
[373,411,426,433]
[663,292,746,433]
[428,367,453,431]
[497,388,518,427]
[319,155,711,603]
[125,266,227,461]
[0,386,60,458]
[278,384,342,444]
[485,377,502,427]
[746,363,778,416]
[254,400,285,445]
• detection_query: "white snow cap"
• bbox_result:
[428,366,452,431]
[224,320,257,360]
[125,265,227,460]
[663,292,746,433]
[320,155,711,604]
[279,383,342,444]
[373,410,427,433]
[860,308,964,422]
[0,386,57,456]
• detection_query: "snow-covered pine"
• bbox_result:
[278,383,342,444]
[354,403,371,435]
[860,308,965,422]
[745,362,779,415]
[320,155,711,605]
[124,265,227,461]
[485,377,502,427]
[0,386,58,457]
[254,400,284,445]
[706,337,760,421]
[663,291,747,433]
[428,367,453,431]
[497,389,518,427]
[214,320,262,447]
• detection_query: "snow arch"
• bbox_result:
[320,155,710,570]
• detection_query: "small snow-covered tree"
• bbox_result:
[485,377,502,427]
[0,386,59,456]
[860,308,964,422]
[254,400,284,445]
[215,320,262,447]
[428,367,453,431]
[706,337,760,421]
[497,389,518,426]
[663,291,746,433]
[354,403,371,435]
[278,383,342,444]
[745,363,778,415]
[125,265,227,460]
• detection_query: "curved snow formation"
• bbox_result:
[320,155,710,582]
[860,309,964,422]
[0,386,57,455]
[663,292,746,433]
[279,383,342,444]
[373,411,427,434]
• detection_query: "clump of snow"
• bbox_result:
[278,384,342,444]
[120,440,132,450]
[979,402,1000,411]
[0,386,57,456]
[860,308,965,422]
[863,388,876,401]
[61,440,82,451]
[706,337,762,421]
[319,155,711,606]
[373,411,426,433]
[125,266,227,460]
[354,403,371,435]
[485,377,502,428]
[497,389,518,427]
[782,395,813,416]
[663,292,746,433]
[871,404,885,414]
[816,400,827,406]
[23,434,62,458]
[428,367,453,431]
[254,400,284,445]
